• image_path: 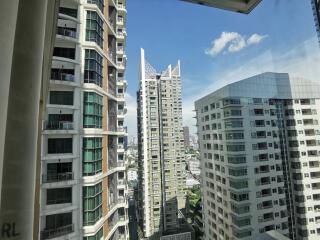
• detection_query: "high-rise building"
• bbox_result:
[183,126,191,149]
[137,49,186,238]
[195,72,320,240]
[180,0,261,14]
[39,0,129,239]
[312,0,320,44]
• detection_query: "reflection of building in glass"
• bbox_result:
[137,49,187,238]
[180,0,261,14]
[196,72,320,240]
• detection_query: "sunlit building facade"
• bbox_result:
[39,0,129,239]
[196,72,320,240]
[137,49,186,238]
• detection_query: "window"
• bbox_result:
[83,138,102,176]
[50,91,73,105]
[84,49,103,87]
[223,98,241,106]
[45,212,72,230]
[230,179,248,189]
[225,119,243,128]
[86,11,104,48]
[48,138,72,154]
[227,144,245,152]
[228,155,246,164]
[53,47,75,59]
[226,131,244,140]
[229,167,247,176]
[47,188,72,205]
[59,7,78,18]
[83,92,103,128]
[87,0,104,13]
[83,183,102,225]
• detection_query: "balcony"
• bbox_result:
[118,144,124,150]
[117,3,126,11]
[41,224,74,239]
[57,27,76,39]
[118,178,126,185]
[117,61,125,69]
[117,93,125,99]
[117,17,124,25]
[117,127,127,133]
[312,183,320,190]
[42,172,73,183]
[51,71,74,82]
[311,172,320,179]
[44,121,73,130]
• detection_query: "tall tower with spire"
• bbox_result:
[137,49,186,239]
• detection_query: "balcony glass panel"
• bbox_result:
[83,92,103,128]
[83,137,102,176]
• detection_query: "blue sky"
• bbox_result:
[124,0,320,137]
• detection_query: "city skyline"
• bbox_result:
[124,0,320,138]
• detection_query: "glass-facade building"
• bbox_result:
[196,72,320,240]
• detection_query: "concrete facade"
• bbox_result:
[39,0,129,239]
[137,49,186,238]
[183,126,190,149]
[195,72,320,240]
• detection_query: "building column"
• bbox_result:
[0,0,57,239]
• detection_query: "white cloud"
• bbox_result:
[247,33,268,45]
[185,36,320,134]
[205,31,267,57]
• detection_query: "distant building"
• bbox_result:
[186,174,200,189]
[312,0,320,44]
[187,158,201,176]
[180,0,261,14]
[127,168,138,182]
[137,49,186,238]
[183,126,190,148]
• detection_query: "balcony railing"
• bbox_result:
[44,121,74,130]
[118,179,126,185]
[117,93,125,99]
[41,224,74,239]
[118,144,124,150]
[117,127,126,133]
[51,72,74,82]
[117,46,124,53]
[42,172,74,183]
[108,197,126,211]
[117,62,125,68]
[117,4,126,10]
[57,27,76,38]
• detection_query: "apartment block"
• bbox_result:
[137,49,186,238]
[39,0,129,239]
[183,126,191,149]
[195,72,320,240]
